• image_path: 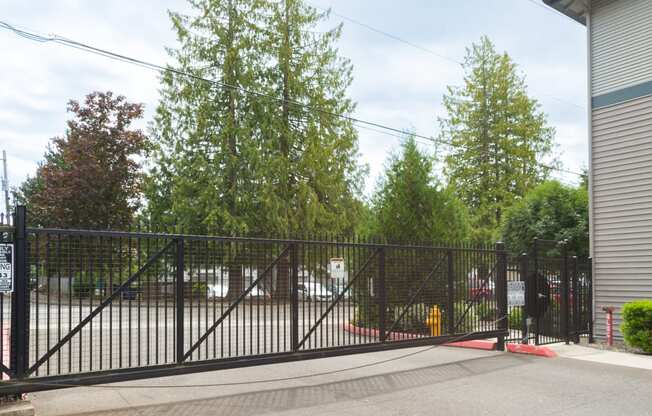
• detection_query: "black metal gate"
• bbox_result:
[505,239,593,346]
[0,207,510,394]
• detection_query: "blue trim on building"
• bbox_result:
[593,80,652,109]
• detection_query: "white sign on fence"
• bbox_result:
[507,281,525,307]
[0,244,14,293]
[329,257,345,280]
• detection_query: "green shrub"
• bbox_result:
[621,300,652,353]
[389,303,430,333]
[476,302,497,321]
[453,302,477,333]
[353,297,379,328]
[192,282,207,297]
[508,308,523,330]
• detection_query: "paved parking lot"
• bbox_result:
[30,344,652,416]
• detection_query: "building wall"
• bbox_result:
[590,0,652,339]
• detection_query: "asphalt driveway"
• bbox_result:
[30,345,652,416]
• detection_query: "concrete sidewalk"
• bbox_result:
[550,343,652,370]
[29,345,652,416]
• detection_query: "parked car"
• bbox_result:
[298,282,333,302]
[207,283,270,300]
[468,279,494,300]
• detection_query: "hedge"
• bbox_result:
[621,300,652,353]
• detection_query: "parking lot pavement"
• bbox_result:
[30,345,652,416]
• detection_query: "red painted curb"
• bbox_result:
[506,343,557,358]
[343,324,495,350]
[343,323,420,341]
[446,340,497,350]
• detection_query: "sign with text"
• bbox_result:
[0,244,14,293]
[329,257,345,280]
[507,281,525,307]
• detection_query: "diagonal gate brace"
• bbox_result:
[182,245,291,361]
[27,239,175,376]
[296,248,380,350]
[385,255,446,337]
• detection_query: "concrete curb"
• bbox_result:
[343,324,497,350]
[506,343,557,357]
[343,323,557,357]
[446,340,497,350]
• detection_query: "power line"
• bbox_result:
[0,20,586,178]
[311,1,585,111]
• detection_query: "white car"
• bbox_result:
[298,282,333,302]
[207,283,269,299]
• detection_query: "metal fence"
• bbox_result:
[0,207,510,394]
[505,239,593,345]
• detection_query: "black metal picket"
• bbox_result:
[0,207,511,395]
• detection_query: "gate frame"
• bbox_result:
[513,238,593,346]
[1,206,510,395]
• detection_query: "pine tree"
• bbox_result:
[257,0,365,237]
[147,0,365,237]
[439,36,556,242]
[371,136,469,244]
[146,0,268,236]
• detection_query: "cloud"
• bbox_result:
[0,0,588,200]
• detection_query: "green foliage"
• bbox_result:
[453,302,477,333]
[390,303,430,334]
[508,308,523,330]
[621,301,652,353]
[191,282,208,298]
[146,0,365,237]
[501,180,589,257]
[476,301,497,321]
[439,36,556,242]
[371,136,470,244]
[353,297,379,328]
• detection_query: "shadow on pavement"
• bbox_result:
[72,353,533,416]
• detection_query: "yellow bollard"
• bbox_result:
[426,305,441,336]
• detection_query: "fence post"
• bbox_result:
[175,238,185,364]
[561,242,570,345]
[588,257,594,343]
[520,253,529,344]
[11,205,28,379]
[533,238,540,345]
[378,247,386,342]
[572,256,580,343]
[291,243,299,351]
[495,242,508,351]
[446,249,455,334]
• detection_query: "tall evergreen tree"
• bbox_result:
[439,36,556,242]
[371,136,469,244]
[147,0,365,237]
[257,0,365,237]
[146,0,268,236]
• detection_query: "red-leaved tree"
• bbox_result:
[16,91,147,229]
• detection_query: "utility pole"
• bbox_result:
[1,150,9,219]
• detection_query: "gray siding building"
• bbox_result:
[545,0,652,339]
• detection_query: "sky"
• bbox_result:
[0,0,588,208]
